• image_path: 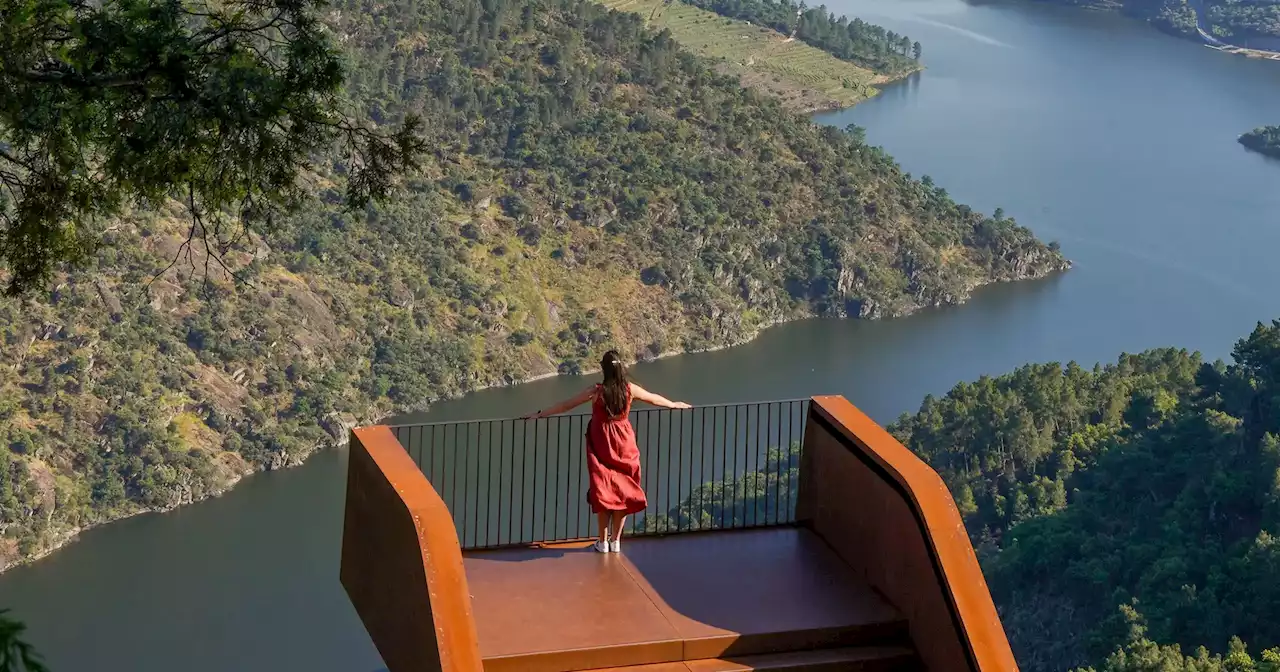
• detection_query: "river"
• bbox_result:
[4,0,1280,669]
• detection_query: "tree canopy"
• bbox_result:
[1078,605,1280,672]
[891,320,1280,670]
[680,319,1280,669]
[1239,126,1280,159]
[0,0,422,295]
[0,610,44,672]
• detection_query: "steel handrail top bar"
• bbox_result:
[384,398,814,428]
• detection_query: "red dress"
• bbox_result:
[585,384,648,515]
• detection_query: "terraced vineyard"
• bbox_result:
[600,0,887,111]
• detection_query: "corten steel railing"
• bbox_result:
[388,400,809,550]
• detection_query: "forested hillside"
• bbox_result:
[891,320,1280,670]
[1024,0,1280,45]
[0,0,1066,569]
[659,321,1280,669]
[1205,0,1280,43]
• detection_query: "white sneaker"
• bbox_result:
[609,539,621,553]
[594,540,610,553]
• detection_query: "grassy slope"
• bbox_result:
[600,0,886,112]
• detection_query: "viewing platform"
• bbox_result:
[467,528,911,672]
[339,396,1019,672]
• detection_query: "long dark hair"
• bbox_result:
[599,350,630,417]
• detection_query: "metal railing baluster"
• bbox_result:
[385,400,809,550]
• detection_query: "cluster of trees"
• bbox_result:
[0,0,1065,567]
[1206,0,1280,41]
[1080,605,1280,671]
[0,0,421,296]
[1153,0,1201,36]
[1240,126,1280,158]
[680,0,922,74]
[890,320,1280,670]
[671,320,1280,669]
[889,348,1203,550]
[643,442,801,532]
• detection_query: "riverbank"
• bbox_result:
[1021,0,1280,59]
[1189,0,1280,60]
[0,250,1067,576]
[1206,43,1280,60]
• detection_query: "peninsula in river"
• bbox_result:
[597,0,924,113]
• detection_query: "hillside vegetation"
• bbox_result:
[1025,0,1280,45]
[673,321,1280,669]
[601,0,884,111]
[890,320,1280,670]
[0,0,1066,570]
[1205,0,1280,43]
[1240,126,1280,158]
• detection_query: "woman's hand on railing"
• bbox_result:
[523,385,597,420]
[670,401,692,410]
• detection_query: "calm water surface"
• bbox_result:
[4,0,1280,669]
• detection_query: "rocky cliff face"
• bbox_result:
[830,219,1069,320]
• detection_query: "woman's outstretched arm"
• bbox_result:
[629,383,692,410]
[523,385,597,419]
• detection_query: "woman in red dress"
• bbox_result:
[525,350,691,553]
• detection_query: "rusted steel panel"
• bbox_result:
[340,426,483,672]
[796,396,1018,672]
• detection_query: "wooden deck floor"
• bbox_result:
[462,527,909,672]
